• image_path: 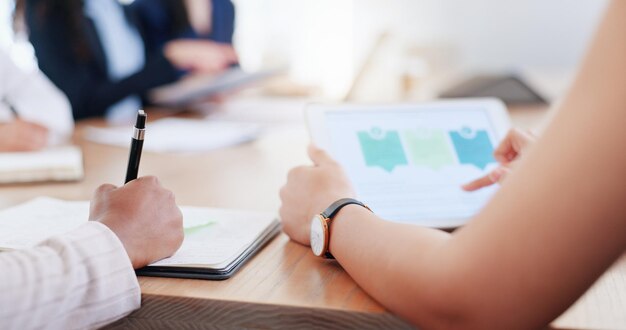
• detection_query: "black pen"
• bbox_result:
[125,110,146,183]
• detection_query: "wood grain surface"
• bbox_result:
[104,295,412,330]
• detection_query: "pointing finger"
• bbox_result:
[462,174,495,192]
[307,145,336,166]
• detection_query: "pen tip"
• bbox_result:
[136,109,147,129]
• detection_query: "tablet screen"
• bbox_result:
[320,105,507,227]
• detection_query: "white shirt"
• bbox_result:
[0,51,74,146]
[0,222,140,330]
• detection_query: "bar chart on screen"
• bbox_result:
[356,126,496,173]
[319,107,505,226]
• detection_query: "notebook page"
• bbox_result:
[0,197,276,268]
[151,208,277,267]
[0,197,88,249]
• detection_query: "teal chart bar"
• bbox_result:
[449,127,495,170]
[357,128,408,172]
[357,126,495,172]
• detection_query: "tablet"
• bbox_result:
[306,98,510,228]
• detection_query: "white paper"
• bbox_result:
[0,146,83,183]
[84,118,261,153]
[0,197,277,268]
[152,207,276,267]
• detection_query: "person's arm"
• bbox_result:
[0,51,73,145]
[0,176,183,328]
[0,51,51,151]
[0,222,140,329]
[279,1,626,328]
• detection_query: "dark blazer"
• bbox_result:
[131,0,235,52]
[25,0,179,120]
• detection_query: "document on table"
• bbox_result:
[0,197,279,270]
[84,118,262,153]
[0,146,83,184]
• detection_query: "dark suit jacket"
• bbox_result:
[131,0,235,52]
[26,0,179,120]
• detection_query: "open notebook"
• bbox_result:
[0,146,84,184]
[0,197,280,280]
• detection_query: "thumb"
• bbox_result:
[308,145,336,166]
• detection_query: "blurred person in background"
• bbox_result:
[131,0,235,52]
[15,0,237,121]
[0,49,73,151]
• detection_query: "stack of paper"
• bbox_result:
[84,118,262,153]
[0,146,83,184]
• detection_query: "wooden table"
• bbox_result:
[0,104,624,329]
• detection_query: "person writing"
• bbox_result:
[279,1,626,328]
[0,50,73,151]
[0,177,183,329]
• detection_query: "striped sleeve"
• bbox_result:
[0,221,140,330]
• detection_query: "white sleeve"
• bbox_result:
[0,222,140,330]
[0,51,74,145]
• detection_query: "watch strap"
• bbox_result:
[319,198,370,260]
[321,198,370,219]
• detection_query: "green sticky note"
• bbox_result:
[357,127,408,172]
[403,129,456,170]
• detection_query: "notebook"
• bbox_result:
[0,197,281,280]
[0,146,84,184]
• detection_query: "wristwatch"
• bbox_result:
[310,198,371,258]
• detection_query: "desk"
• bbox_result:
[0,104,624,329]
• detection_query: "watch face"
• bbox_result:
[310,215,326,257]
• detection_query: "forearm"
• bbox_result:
[3,65,74,144]
[329,205,457,328]
[56,52,178,120]
[0,222,140,329]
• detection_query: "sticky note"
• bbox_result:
[358,127,408,172]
